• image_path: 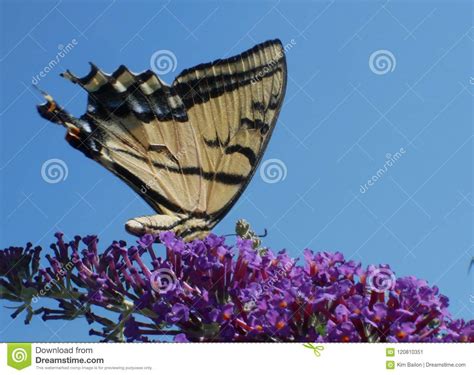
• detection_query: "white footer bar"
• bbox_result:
[1,343,472,374]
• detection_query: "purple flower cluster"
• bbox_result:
[1,232,473,343]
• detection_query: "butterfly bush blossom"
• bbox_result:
[0,231,472,343]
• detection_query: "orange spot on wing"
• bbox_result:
[47,101,57,112]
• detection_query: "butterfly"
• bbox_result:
[37,39,287,241]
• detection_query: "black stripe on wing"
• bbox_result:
[53,40,284,127]
[204,40,288,224]
[61,65,188,124]
[111,147,246,185]
[172,59,285,110]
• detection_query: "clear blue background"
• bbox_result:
[1,0,472,342]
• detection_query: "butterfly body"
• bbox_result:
[125,215,211,241]
[37,40,287,240]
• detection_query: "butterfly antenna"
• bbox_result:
[32,84,49,99]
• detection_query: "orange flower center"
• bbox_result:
[396,331,407,339]
[223,312,231,321]
[275,321,286,330]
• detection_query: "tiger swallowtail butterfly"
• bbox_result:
[37,39,287,241]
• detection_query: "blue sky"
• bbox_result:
[0,0,472,341]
